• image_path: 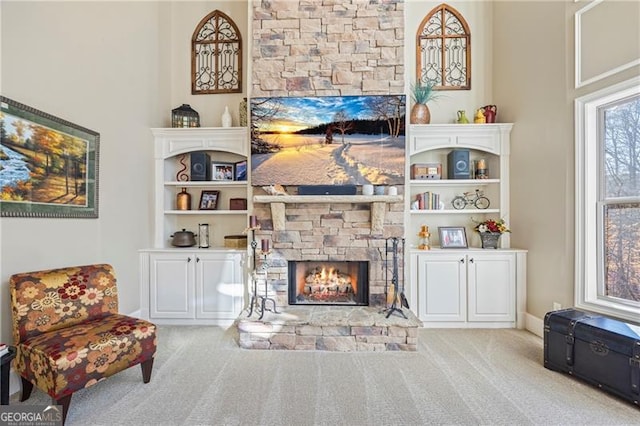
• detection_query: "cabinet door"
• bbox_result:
[195,253,244,319]
[417,253,466,322]
[149,253,195,319]
[467,252,515,322]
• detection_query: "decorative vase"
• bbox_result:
[176,187,191,210]
[480,232,501,249]
[221,106,232,127]
[410,103,431,124]
[457,110,469,124]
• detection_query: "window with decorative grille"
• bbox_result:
[416,3,470,90]
[191,10,242,94]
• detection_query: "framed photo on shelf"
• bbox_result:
[199,190,220,210]
[234,160,247,181]
[211,162,234,181]
[438,226,468,249]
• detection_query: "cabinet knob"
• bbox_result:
[187,257,191,263]
[460,258,465,263]
[196,257,200,263]
[469,258,474,263]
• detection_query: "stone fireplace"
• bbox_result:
[235,0,421,351]
[250,197,404,308]
[288,260,369,306]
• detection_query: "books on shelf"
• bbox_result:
[415,192,441,210]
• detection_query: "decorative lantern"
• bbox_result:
[418,225,431,250]
[171,104,200,128]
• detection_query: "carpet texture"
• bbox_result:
[10,326,639,425]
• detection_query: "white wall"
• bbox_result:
[0,1,167,344]
[493,0,640,323]
[0,0,249,352]
[405,1,494,123]
[167,1,248,127]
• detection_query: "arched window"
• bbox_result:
[191,10,242,94]
[416,3,470,90]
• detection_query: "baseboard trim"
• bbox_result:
[128,309,142,318]
[525,313,544,338]
[8,369,20,397]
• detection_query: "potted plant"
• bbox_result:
[473,218,511,249]
[410,80,438,124]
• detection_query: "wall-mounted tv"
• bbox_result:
[250,95,405,187]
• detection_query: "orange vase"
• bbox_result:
[410,103,431,124]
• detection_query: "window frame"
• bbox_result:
[575,75,640,323]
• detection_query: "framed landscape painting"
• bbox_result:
[0,96,100,218]
[250,95,406,186]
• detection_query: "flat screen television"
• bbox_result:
[250,95,406,187]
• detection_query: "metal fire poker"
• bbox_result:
[384,237,408,319]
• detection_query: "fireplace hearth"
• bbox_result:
[288,261,369,306]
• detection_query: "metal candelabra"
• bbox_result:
[246,227,279,320]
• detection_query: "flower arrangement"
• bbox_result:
[473,218,511,234]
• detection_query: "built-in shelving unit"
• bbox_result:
[405,123,527,329]
[407,123,513,249]
[139,127,249,325]
[150,127,250,248]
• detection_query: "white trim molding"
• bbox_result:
[575,0,640,88]
[574,76,640,323]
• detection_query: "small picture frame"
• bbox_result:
[438,226,468,249]
[199,190,220,210]
[211,162,234,181]
[234,160,247,181]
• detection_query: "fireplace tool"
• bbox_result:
[384,237,408,319]
[254,248,279,320]
[246,217,279,319]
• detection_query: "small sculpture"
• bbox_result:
[474,109,486,124]
[456,110,469,124]
[262,184,288,196]
[483,105,497,123]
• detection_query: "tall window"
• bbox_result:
[191,10,242,95]
[416,3,471,90]
[576,76,640,322]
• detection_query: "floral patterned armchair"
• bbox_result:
[9,264,157,424]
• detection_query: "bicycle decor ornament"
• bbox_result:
[472,217,511,249]
[452,189,490,210]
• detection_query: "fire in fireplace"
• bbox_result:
[288,261,369,306]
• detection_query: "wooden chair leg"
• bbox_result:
[20,377,33,402]
[55,394,72,425]
[141,358,154,383]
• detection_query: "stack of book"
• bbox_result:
[415,192,440,210]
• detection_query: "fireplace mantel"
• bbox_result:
[253,195,403,232]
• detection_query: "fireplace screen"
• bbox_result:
[288,261,369,306]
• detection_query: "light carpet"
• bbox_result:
[10,326,639,426]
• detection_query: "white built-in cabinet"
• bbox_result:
[408,249,527,328]
[139,250,244,325]
[406,124,527,328]
[139,128,249,325]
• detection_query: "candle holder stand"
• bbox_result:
[254,250,278,320]
[246,226,279,319]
